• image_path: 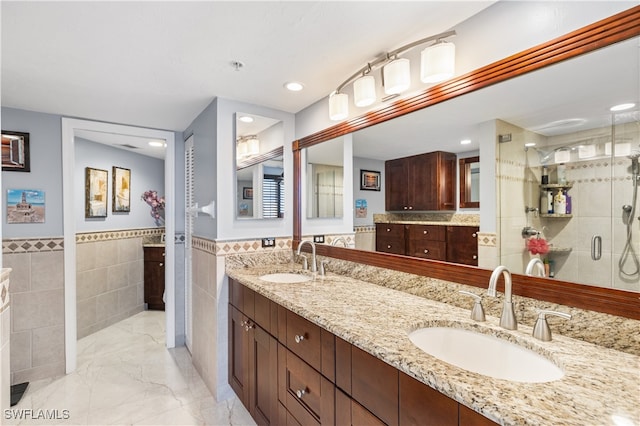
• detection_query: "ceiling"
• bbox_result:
[1,0,495,137]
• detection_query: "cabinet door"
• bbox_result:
[229,306,250,406]
[446,226,479,266]
[249,325,279,426]
[410,151,456,211]
[143,259,165,310]
[399,372,457,426]
[385,158,409,211]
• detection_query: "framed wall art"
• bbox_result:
[1,130,30,172]
[112,166,131,212]
[85,167,108,218]
[243,187,253,200]
[6,189,45,223]
[360,169,381,191]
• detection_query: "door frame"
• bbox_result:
[61,118,176,373]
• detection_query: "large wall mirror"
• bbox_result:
[293,7,640,318]
[236,113,285,220]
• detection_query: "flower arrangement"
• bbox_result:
[141,190,165,222]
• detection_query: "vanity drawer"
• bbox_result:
[285,311,322,372]
[407,240,446,261]
[376,237,406,255]
[278,345,334,426]
[376,223,405,238]
[407,224,445,241]
[144,246,165,261]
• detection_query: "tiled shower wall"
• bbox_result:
[76,229,163,338]
[2,238,65,384]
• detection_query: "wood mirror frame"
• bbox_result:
[459,156,480,209]
[292,6,640,320]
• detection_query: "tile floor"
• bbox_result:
[6,311,256,425]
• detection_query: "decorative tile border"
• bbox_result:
[477,232,497,247]
[3,237,64,254]
[192,236,293,256]
[354,226,376,233]
[76,228,164,244]
[0,269,10,312]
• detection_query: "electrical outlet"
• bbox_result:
[313,235,325,244]
[261,237,275,248]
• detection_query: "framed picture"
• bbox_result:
[243,187,253,200]
[6,189,45,223]
[85,167,108,218]
[360,169,381,191]
[112,166,131,212]
[1,130,30,172]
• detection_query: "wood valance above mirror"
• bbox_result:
[292,6,640,320]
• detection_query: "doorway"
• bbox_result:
[61,118,176,373]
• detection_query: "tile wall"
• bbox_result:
[2,238,65,384]
[1,268,11,413]
[190,236,292,400]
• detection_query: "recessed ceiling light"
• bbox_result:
[239,116,254,123]
[525,142,536,147]
[284,81,304,92]
[610,103,636,112]
[148,141,166,148]
[460,139,471,145]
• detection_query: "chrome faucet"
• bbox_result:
[331,236,348,247]
[296,240,317,272]
[487,266,517,330]
[525,258,546,277]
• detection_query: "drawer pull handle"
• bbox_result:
[162,252,165,257]
[403,206,408,210]
[408,206,413,210]
[473,255,478,260]
[387,245,392,249]
[423,230,428,234]
[386,228,391,232]
[424,249,429,254]
[296,389,306,399]
[159,263,164,267]
[245,321,254,331]
[294,334,305,343]
[472,233,477,238]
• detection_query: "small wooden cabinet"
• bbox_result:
[143,246,165,310]
[446,225,479,266]
[385,151,457,211]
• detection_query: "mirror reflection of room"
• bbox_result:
[306,137,344,219]
[235,112,285,220]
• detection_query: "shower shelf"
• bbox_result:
[540,213,573,218]
[540,183,573,190]
[548,247,572,254]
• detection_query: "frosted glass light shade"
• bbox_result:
[237,140,248,158]
[353,75,376,107]
[383,58,410,95]
[246,137,260,156]
[329,92,349,121]
[421,41,455,83]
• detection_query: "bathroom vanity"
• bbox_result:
[227,258,639,426]
[143,245,165,310]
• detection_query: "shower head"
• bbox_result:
[629,149,640,176]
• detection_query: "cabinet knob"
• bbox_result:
[424,249,429,254]
[423,230,428,234]
[473,255,478,260]
[403,206,408,210]
[387,245,392,249]
[296,389,306,399]
[472,233,477,238]
[386,228,391,232]
[408,206,413,210]
[294,334,305,343]
[159,263,164,267]
[162,252,165,257]
[245,321,254,331]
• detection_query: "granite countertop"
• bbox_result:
[143,243,165,248]
[374,219,478,226]
[227,264,639,426]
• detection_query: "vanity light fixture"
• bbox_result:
[236,135,260,159]
[610,102,636,112]
[328,30,456,121]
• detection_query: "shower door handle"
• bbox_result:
[591,235,602,261]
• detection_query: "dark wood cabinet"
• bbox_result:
[385,151,456,211]
[376,224,478,265]
[446,225,479,266]
[143,246,165,310]
[229,279,497,426]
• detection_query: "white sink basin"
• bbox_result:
[408,327,564,383]
[258,273,312,284]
